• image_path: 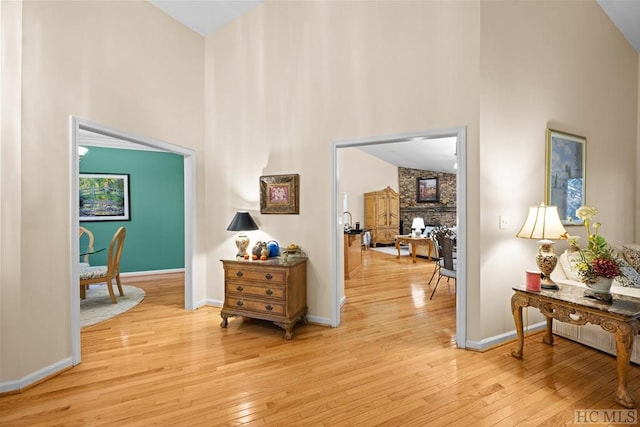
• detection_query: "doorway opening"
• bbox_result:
[70,117,196,365]
[332,126,467,348]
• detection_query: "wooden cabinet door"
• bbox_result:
[387,193,399,228]
[364,194,375,230]
[375,195,388,227]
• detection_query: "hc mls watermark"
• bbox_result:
[574,409,638,424]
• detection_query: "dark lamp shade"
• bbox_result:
[226,211,259,232]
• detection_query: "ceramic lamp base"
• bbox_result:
[235,233,250,258]
[536,240,559,290]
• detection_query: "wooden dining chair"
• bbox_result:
[80,227,126,304]
[430,236,456,300]
[78,226,95,267]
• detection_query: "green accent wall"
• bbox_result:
[79,147,184,272]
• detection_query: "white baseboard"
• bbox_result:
[465,321,547,351]
[121,268,185,277]
[0,357,73,394]
[205,298,223,308]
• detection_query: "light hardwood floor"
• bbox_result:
[1,250,639,426]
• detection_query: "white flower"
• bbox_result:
[576,206,599,222]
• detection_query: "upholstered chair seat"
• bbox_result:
[80,265,108,281]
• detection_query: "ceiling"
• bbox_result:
[149,0,264,36]
[150,0,640,51]
[146,0,640,174]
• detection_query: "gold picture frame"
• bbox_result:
[260,174,300,214]
[545,128,586,225]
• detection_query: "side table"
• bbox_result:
[395,235,433,263]
[510,284,640,408]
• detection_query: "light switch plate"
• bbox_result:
[499,215,510,229]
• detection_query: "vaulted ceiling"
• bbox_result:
[144,0,640,174]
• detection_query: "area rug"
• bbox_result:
[81,285,145,328]
[370,246,410,256]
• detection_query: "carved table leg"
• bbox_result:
[220,313,228,328]
[511,294,526,359]
[613,322,636,408]
[396,240,401,259]
[284,326,294,340]
[274,321,295,340]
[543,316,554,345]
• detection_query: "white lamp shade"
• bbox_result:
[411,217,426,230]
[516,204,567,240]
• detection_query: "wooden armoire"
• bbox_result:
[364,187,399,247]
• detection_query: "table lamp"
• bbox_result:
[227,211,259,258]
[411,218,425,237]
[516,203,567,290]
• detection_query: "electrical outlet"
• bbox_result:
[499,215,510,229]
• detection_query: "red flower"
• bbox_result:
[592,258,620,278]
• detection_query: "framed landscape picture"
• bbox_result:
[417,177,439,203]
[260,174,300,214]
[545,129,586,225]
[79,173,130,221]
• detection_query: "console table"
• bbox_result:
[511,284,640,408]
[220,258,307,340]
[395,235,433,263]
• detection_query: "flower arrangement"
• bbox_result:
[570,206,620,283]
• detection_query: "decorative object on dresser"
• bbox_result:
[516,203,567,290]
[364,186,399,247]
[226,211,259,259]
[267,240,280,257]
[220,258,308,340]
[260,174,300,214]
[545,128,586,225]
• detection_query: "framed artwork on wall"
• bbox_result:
[545,128,586,225]
[260,174,300,214]
[79,173,130,221]
[417,177,439,203]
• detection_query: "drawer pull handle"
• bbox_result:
[236,271,243,278]
[265,289,273,296]
[265,273,273,280]
[236,286,244,292]
[236,300,244,307]
[265,305,273,311]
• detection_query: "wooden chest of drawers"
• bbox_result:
[220,258,308,340]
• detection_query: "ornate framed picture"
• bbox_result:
[79,173,130,221]
[545,128,586,225]
[417,177,439,203]
[260,174,300,214]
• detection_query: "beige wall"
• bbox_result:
[204,0,481,323]
[479,0,638,339]
[2,0,638,390]
[1,0,25,388]
[0,1,204,387]
[339,148,399,229]
[206,0,637,344]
